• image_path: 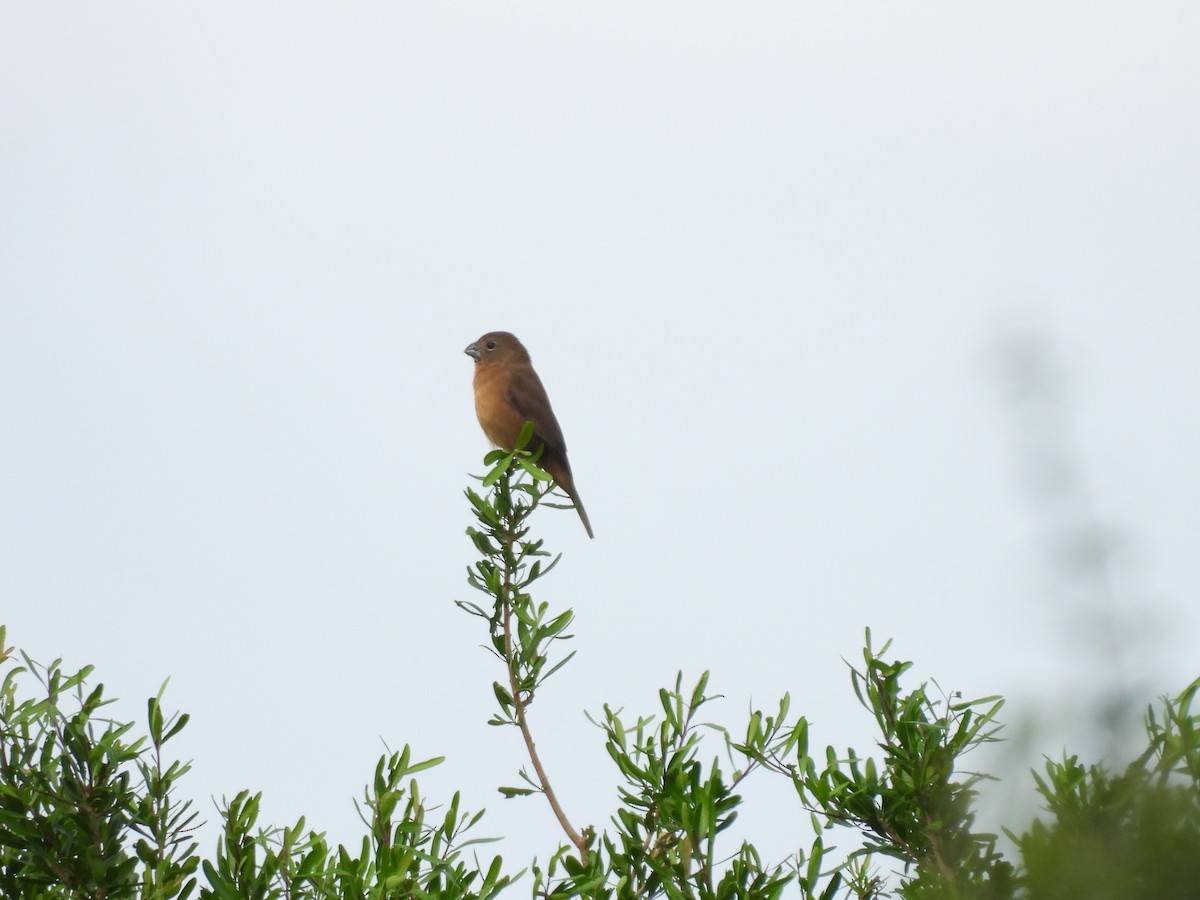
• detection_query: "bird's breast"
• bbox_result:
[473,365,524,449]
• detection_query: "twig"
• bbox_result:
[500,518,586,858]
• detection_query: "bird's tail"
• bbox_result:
[543,458,594,539]
[570,492,594,539]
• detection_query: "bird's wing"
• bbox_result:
[506,368,567,454]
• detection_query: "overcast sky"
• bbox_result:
[2,2,1198,873]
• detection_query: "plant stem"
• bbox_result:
[500,516,586,858]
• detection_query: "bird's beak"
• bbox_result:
[464,342,481,360]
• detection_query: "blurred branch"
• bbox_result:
[994,324,1151,751]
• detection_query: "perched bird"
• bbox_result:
[464,331,594,539]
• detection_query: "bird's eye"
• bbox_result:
[485,341,496,350]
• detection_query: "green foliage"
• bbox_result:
[559,673,795,900]
[0,629,199,898]
[2,461,1199,898]
[460,452,798,896]
[1015,678,1200,900]
[740,631,1014,899]
[198,749,511,900]
[0,626,511,899]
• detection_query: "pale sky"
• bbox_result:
[2,2,1198,873]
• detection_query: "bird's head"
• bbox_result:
[464,332,531,366]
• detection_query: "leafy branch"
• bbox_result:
[458,423,586,856]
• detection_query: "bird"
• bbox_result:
[464,331,594,539]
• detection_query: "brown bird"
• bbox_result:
[464,331,594,539]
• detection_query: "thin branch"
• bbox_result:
[500,510,586,858]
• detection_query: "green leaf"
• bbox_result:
[498,785,536,798]
[518,457,553,482]
[515,420,536,451]
[493,682,514,710]
[482,455,514,487]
